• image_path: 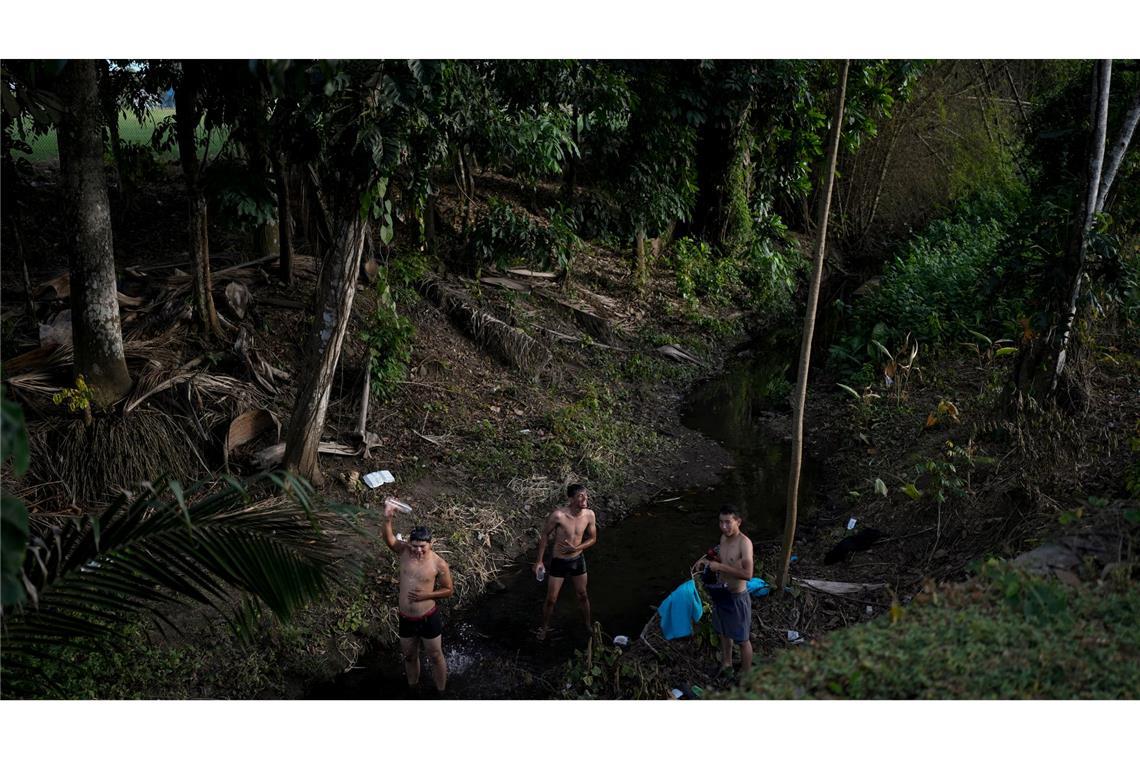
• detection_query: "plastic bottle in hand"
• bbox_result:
[384,496,413,514]
[535,564,546,582]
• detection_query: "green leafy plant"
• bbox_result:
[469,197,561,273]
[545,202,586,277]
[52,374,95,417]
[671,237,742,310]
[361,275,415,399]
[561,623,661,699]
[0,471,343,697]
[1,384,30,607]
[830,196,1027,379]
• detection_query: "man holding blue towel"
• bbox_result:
[695,506,754,678]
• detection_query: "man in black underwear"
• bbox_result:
[533,483,598,640]
[383,499,454,693]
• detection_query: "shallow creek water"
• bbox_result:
[311,350,816,699]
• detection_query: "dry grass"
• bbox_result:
[27,411,205,508]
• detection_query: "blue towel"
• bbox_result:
[747,577,770,598]
[658,579,703,640]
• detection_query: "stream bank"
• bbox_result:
[309,337,814,698]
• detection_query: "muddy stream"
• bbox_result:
[311,349,817,699]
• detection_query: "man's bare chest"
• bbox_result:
[556,514,587,536]
[401,561,436,586]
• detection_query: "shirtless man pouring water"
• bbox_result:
[383,498,454,693]
[533,484,598,640]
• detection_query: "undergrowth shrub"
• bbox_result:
[469,197,582,274]
[670,233,801,316]
[830,194,1025,378]
[735,563,1140,699]
[362,266,416,399]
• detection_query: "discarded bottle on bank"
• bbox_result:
[384,497,414,514]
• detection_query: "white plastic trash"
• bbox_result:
[363,470,396,488]
[669,688,684,699]
[613,635,630,647]
[847,517,857,530]
[787,630,801,641]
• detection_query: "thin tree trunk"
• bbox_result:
[424,193,437,256]
[274,154,294,284]
[246,90,279,262]
[858,124,901,244]
[2,153,37,319]
[175,61,223,338]
[1095,85,1140,215]
[57,59,133,407]
[283,216,368,485]
[563,101,579,201]
[778,60,849,593]
[461,146,475,230]
[1050,60,1112,394]
[15,222,35,320]
[633,227,647,293]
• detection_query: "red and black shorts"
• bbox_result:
[398,605,443,639]
[548,554,587,578]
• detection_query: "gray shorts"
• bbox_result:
[711,590,752,643]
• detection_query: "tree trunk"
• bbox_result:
[633,227,647,293]
[460,146,475,230]
[778,60,850,593]
[1048,60,1112,395]
[282,216,368,485]
[563,101,579,202]
[175,61,223,338]
[274,154,294,284]
[57,59,133,407]
[1095,85,1140,215]
[424,193,438,256]
[693,90,753,255]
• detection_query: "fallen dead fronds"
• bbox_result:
[420,277,552,378]
[27,411,205,508]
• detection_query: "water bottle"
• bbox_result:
[384,497,413,514]
[536,564,545,582]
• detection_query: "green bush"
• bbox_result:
[830,195,1026,377]
[468,197,581,274]
[361,272,415,399]
[733,565,1140,699]
[671,237,742,309]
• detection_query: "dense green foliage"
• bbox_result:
[830,194,1027,377]
[734,564,1140,699]
[0,472,344,698]
[468,197,583,274]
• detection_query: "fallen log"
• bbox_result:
[535,291,615,343]
[420,277,551,377]
[253,440,359,469]
[656,344,703,365]
[793,577,888,595]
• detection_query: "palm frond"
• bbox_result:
[1,471,342,697]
